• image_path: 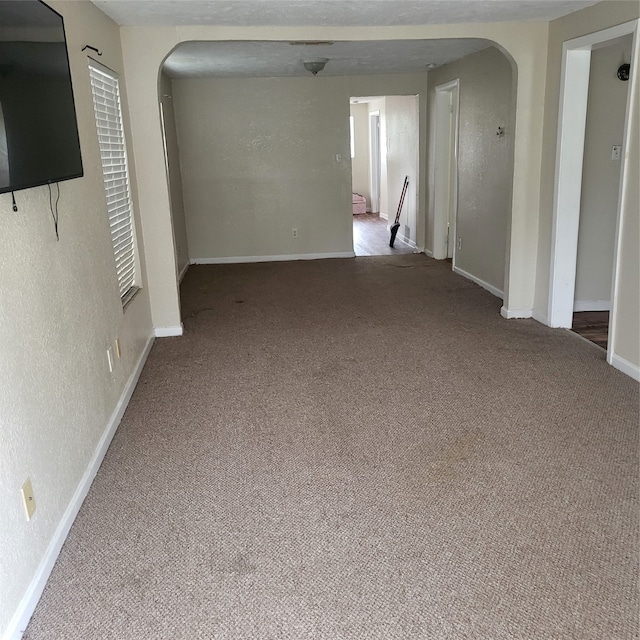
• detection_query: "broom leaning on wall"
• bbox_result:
[389,175,409,248]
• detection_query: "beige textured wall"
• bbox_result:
[575,36,632,308]
[535,1,639,367]
[173,76,353,259]
[350,103,371,208]
[386,95,420,245]
[427,46,515,294]
[160,73,189,276]
[0,1,153,636]
[171,74,426,260]
[121,26,182,332]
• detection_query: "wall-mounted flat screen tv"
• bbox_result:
[0,0,83,195]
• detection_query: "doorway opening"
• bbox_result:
[568,34,633,351]
[548,20,637,367]
[350,95,419,256]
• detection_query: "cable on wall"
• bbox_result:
[47,183,61,241]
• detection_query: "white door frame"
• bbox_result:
[369,111,381,214]
[159,98,181,284]
[432,79,460,261]
[548,20,638,367]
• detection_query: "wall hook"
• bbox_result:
[82,45,102,56]
[496,126,505,138]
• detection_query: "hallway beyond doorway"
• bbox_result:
[571,311,609,350]
[353,214,414,256]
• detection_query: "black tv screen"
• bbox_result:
[0,0,83,195]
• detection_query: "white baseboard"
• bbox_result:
[178,261,190,284]
[453,266,504,300]
[501,307,533,319]
[190,252,355,265]
[573,300,611,312]
[610,353,640,382]
[154,325,183,338]
[397,233,417,249]
[4,335,155,640]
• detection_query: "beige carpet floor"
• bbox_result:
[24,254,639,639]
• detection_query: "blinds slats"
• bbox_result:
[89,63,137,301]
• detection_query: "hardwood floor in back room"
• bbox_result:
[571,311,609,350]
[353,214,415,256]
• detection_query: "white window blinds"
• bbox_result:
[88,62,137,302]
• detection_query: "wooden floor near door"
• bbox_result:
[353,214,415,256]
[571,311,609,350]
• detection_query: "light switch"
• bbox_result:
[335,153,342,163]
[611,145,622,161]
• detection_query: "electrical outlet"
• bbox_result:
[21,478,36,520]
[457,237,462,250]
[292,228,299,239]
[114,338,121,359]
[107,346,114,373]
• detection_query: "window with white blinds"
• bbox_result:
[88,62,138,304]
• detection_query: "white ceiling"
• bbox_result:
[92,1,599,28]
[90,0,601,78]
